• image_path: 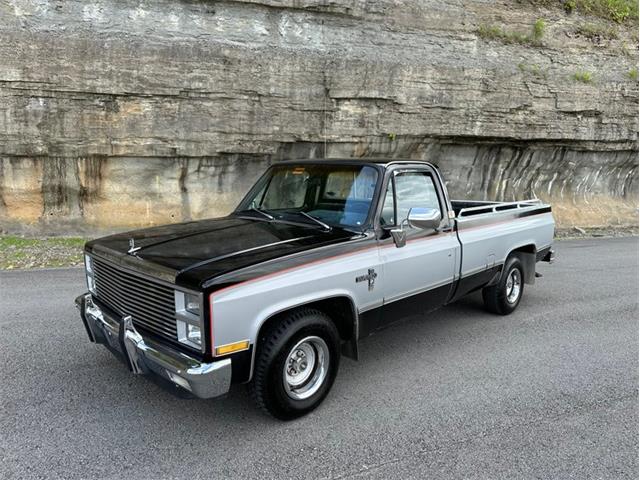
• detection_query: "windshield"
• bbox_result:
[236,164,379,229]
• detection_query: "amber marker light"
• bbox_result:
[215,340,250,356]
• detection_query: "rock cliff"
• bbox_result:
[0,0,637,233]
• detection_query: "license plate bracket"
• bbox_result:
[102,320,124,355]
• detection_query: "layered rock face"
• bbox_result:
[0,0,637,233]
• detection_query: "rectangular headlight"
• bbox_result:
[184,293,200,316]
[175,290,203,350]
[186,322,201,345]
[176,319,202,348]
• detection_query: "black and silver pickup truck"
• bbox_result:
[76,159,555,419]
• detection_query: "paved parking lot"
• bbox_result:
[1,237,638,479]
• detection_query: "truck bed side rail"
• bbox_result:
[455,199,544,218]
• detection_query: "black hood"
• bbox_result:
[86,215,357,289]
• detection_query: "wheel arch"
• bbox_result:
[507,243,537,284]
[253,295,360,370]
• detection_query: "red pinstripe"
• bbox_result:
[208,210,550,351]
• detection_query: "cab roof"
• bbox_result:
[277,158,437,169]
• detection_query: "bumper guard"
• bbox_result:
[75,293,231,399]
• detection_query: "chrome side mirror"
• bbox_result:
[407,207,441,230]
[388,208,441,248]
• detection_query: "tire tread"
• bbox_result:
[482,256,524,315]
[248,308,336,418]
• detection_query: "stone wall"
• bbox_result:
[0,0,637,234]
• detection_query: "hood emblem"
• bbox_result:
[128,238,142,255]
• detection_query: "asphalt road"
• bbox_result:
[1,237,638,479]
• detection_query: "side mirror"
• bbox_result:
[387,208,441,248]
[407,207,441,230]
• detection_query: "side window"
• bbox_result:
[394,172,441,224]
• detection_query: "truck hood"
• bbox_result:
[86,215,357,289]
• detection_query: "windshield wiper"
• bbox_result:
[248,206,274,220]
[295,211,332,232]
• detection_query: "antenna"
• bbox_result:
[321,19,328,158]
[324,84,328,158]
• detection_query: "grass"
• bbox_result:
[477,19,546,46]
[518,62,548,79]
[0,236,85,249]
[561,0,638,23]
[533,18,546,39]
[573,70,594,83]
[628,67,638,81]
[575,22,619,40]
[0,235,87,269]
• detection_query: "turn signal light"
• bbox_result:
[215,340,250,356]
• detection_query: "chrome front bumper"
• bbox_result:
[75,293,231,399]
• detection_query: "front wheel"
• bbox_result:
[249,308,341,420]
[482,256,525,315]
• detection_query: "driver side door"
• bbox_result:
[379,168,459,322]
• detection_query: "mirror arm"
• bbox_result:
[389,218,409,248]
[390,228,406,248]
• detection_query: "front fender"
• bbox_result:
[209,243,383,369]
[251,289,359,340]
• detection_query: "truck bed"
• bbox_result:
[450,198,555,294]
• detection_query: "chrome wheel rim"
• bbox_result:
[283,336,329,400]
[505,268,522,304]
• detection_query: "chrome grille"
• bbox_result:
[92,257,177,342]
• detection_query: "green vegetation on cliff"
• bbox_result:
[477,19,546,45]
[538,0,638,23]
[573,70,594,82]
[567,0,637,23]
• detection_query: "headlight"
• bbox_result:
[176,318,202,348]
[85,254,96,294]
[184,293,200,316]
[186,323,201,345]
[175,291,203,350]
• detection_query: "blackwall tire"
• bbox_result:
[482,256,525,315]
[248,308,341,420]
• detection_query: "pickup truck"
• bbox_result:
[76,159,555,419]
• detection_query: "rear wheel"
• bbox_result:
[482,256,524,315]
[249,308,340,420]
